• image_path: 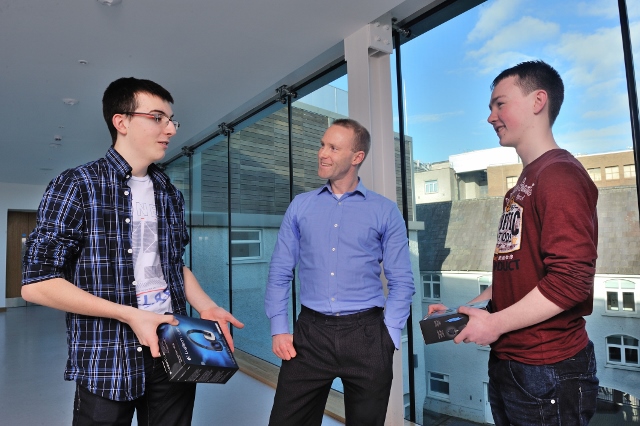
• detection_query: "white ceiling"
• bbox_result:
[0,0,439,186]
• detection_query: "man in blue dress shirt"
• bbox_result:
[265,118,415,426]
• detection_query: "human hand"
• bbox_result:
[199,306,245,352]
[427,303,449,315]
[272,333,296,360]
[124,308,179,357]
[454,305,500,346]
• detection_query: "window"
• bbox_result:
[425,180,438,194]
[478,276,491,294]
[605,166,620,180]
[624,164,636,179]
[428,372,450,399]
[606,335,639,367]
[230,229,262,260]
[605,279,636,313]
[506,176,518,189]
[587,168,601,181]
[422,274,441,300]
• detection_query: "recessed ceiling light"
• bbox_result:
[97,0,122,5]
[54,135,62,141]
[63,98,78,106]
[78,60,88,65]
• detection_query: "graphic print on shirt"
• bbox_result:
[494,177,534,271]
[129,177,172,314]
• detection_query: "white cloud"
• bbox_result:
[556,122,632,154]
[466,16,559,75]
[577,0,620,19]
[407,110,465,124]
[552,26,625,87]
[467,0,524,43]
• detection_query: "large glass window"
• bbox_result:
[606,335,639,367]
[393,0,639,423]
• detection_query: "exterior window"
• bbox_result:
[605,279,636,312]
[605,166,620,180]
[478,276,491,294]
[425,180,438,194]
[606,335,639,367]
[587,168,601,181]
[506,176,518,189]
[624,164,636,178]
[428,372,450,399]
[231,229,262,260]
[422,274,441,300]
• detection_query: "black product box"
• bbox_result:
[419,300,492,345]
[157,314,238,383]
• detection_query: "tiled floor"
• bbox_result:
[0,305,343,426]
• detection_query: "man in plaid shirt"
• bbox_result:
[22,77,243,425]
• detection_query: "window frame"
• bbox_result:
[230,228,263,262]
[421,273,441,301]
[587,167,602,181]
[604,279,637,315]
[605,165,620,180]
[428,371,450,401]
[606,334,639,368]
[425,180,439,194]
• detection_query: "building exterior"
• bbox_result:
[415,185,640,424]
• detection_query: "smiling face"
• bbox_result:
[487,76,534,149]
[114,92,177,175]
[317,124,363,191]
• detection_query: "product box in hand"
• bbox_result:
[419,300,492,345]
[157,313,238,383]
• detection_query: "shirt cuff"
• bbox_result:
[387,325,401,350]
[270,314,290,336]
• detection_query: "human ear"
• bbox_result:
[112,113,129,135]
[352,151,365,166]
[533,90,548,116]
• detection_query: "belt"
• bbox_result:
[300,305,383,325]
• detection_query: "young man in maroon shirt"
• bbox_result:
[430,60,599,425]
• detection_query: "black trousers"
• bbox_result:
[268,306,395,426]
[72,346,196,426]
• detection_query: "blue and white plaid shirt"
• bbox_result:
[22,148,189,401]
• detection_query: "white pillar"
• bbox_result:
[345,15,405,426]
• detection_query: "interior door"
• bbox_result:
[6,211,37,304]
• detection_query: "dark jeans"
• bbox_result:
[72,347,196,426]
[268,306,395,426]
[488,340,599,426]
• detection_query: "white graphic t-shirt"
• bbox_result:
[128,175,173,314]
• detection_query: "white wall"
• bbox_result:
[0,181,47,308]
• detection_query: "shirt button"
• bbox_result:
[125,218,130,223]
[132,281,137,286]
[331,297,335,301]
[334,224,338,227]
[124,191,130,196]
[125,175,131,179]
[137,347,142,352]
[332,248,336,251]
[330,272,334,276]
[127,248,133,254]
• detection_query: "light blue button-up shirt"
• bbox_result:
[265,180,415,348]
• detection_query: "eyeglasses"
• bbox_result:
[121,111,180,129]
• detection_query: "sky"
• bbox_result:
[334,0,640,165]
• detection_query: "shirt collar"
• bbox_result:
[318,178,367,199]
[105,147,169,186]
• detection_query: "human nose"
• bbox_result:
[165,121,177,137]
[487,108,497,125]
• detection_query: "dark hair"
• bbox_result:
[491,60,564,126]
[331,118,371,165]
[102,77,174,144]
